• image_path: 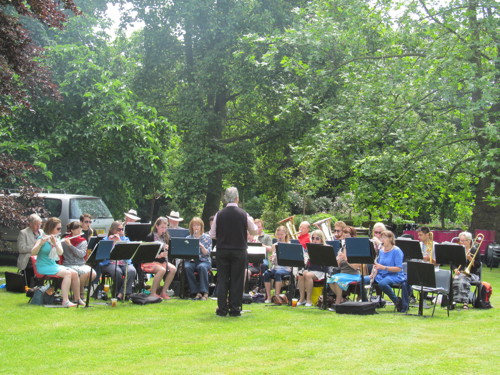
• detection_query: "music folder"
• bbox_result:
[276,243,304,268]
[86,240,114,265]
[170,237,200,259]
[396,238,424,261]
[124,223,151,241]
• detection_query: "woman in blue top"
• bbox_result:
[184,217,212,300]
[100,221,137,300]
[368,230,409,312]
[31,217,83,307]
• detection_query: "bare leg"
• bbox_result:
[304,272,317,304]
[150,264,166,297]
[297,275,305,303]
[161,263,177,294]
[265,281,272,300]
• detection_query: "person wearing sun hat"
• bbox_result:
[124,209,141,223]
[167,210,184,229]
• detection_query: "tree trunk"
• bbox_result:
[202,169,223,228]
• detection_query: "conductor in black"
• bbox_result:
[210,187,257,317]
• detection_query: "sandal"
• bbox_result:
[194,293,202,300]
[63,300,77,308]
[160,293,171,300]
[200,293,208,301]
[76,299,86,306]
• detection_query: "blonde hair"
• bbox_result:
[189,217,205,235]
[311,229,326,245]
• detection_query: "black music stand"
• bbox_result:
[131,242,162,292]
[396,239,423,261]
[125,223,151,241]
[345,238,375,302]
[168,228,189,238]
[276,243,305,305]
[435,243,466,307]
[170,238,200,298]
[85,240,114,307]
[109,242,141,299]
[87,236,104,253]
[406,261,436,316]
[306,243,339,310]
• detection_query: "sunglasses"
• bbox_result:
[311,236,321,240]
[84,220,92,224]
[116,228,124,232]
[374,231,382,234]
[55,227,62,231]
[334,229,342,233]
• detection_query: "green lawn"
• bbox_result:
[1,266,499,375]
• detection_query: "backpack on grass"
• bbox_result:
[473,281,493,309]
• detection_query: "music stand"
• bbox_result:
[276,243,304,305]
[168,228,189,238]
[345,238,375,301]
[124,223,151,241]
[109,242,141,299]
[306,243,339,310]
[435,243,466,306]
[131,242,162,292]
[170,238,200,298]
[87,236,104,253]
[396,239,423,261]
[170,238,200,259]
[407,261,436,316]
[246,244,266,293]
[85,240,114,307]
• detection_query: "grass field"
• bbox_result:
[1,265,499,375]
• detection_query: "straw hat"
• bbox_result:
[124,209,141,221]
[167,210,183,222]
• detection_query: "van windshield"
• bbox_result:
[70,198,113,219]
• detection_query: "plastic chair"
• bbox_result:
[413,269,451,317]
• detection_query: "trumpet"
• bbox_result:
[313,217,334,241]
[463,233,484,276]
[277,216,298,240]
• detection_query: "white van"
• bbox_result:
[0,193,114,254]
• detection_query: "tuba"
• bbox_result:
[313,217,334,241]
[278,216,298,240]
[464,233,484,276]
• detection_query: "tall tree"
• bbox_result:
[0,0,80,114]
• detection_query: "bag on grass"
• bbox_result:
[29,285,56,305]
[473,282,493,309]
[335,301,378,315]
[130,293,162,305]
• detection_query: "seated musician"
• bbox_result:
[297,230,327,306]
[184,217,212,300]
[327,226,362,305]
[452,231,480,310]
[17,213,43,287]
[142,217,177,300]
[366,230,409,313]
[417,226,436,264]
[371,222,386,255]
[80,213,97,241]
[333,221,347,241]
[263,226,291,303]
[100,221,137,300]
[31,217,82,307]
[255,219,273,275]
[61,221,96,299]
[297,221,311,248]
